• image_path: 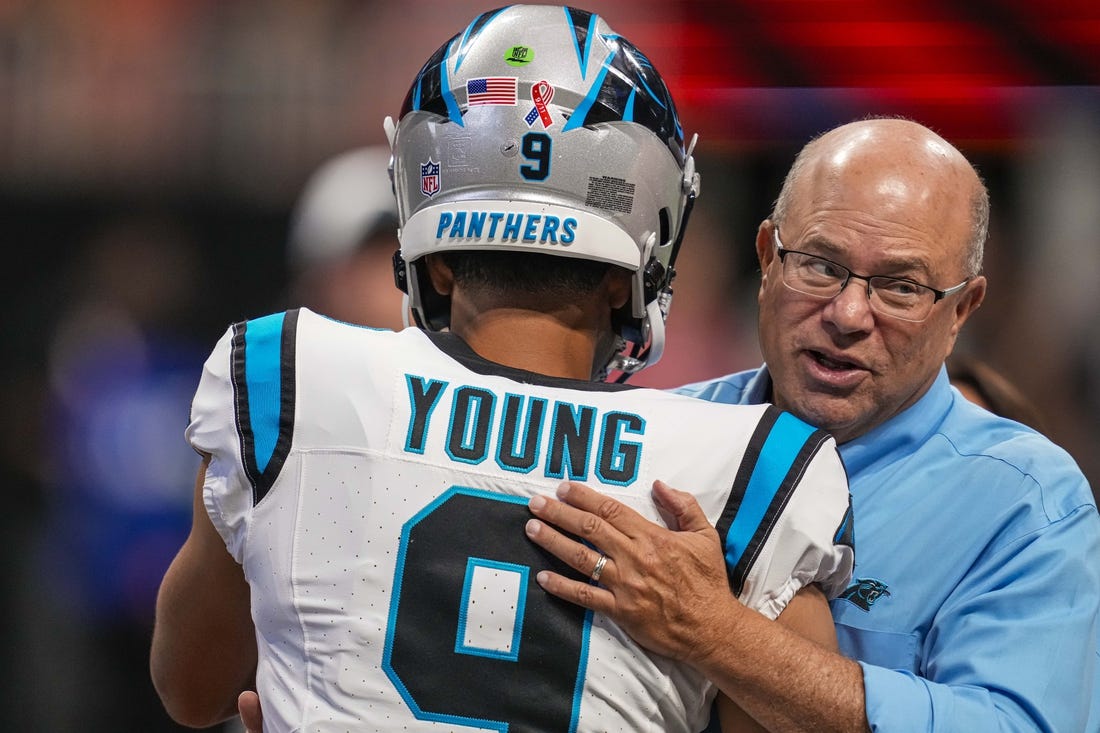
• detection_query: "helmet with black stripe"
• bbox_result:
[387,4,700,377]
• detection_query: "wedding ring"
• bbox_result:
[590,554,608,582]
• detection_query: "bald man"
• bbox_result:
[527,118,1100,731]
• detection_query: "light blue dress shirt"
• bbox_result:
[679,366,1100,732]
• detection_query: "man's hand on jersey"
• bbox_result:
[525,480,741,664]
[238,690,262,733]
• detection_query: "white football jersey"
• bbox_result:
[187,308,853,733]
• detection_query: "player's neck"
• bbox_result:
[450,304,605,381]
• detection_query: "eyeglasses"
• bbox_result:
[772,227,969,323]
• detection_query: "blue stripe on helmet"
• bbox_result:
[565,7,600,80]
[562,49,615,132]
[440,39,464,127]
[454,7,508,72]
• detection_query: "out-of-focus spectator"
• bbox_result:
[20,216,216,732]
[284,145,405,329]
[947,353,1047,433]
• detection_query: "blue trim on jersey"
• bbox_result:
[243,311,285,473]
[544,402,596,480]
[230,309,298,505]
[834,503,855,546]
[385,487,531,733]
[595,412,644,486]
[562,51,615,132]
[445,386,495,464]
[494,394,547,474]
[456,557,529,662]
[570,608,595,732]
[404,374,447,454]
[723,411,816,570]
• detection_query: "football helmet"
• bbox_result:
[387,4,700,377]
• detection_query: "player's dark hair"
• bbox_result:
[441,250,613,299]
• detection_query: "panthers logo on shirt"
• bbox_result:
[839,578,891,611]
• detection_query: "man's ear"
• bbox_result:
[424,254,454,296]
[756,220,776,281]
[945,274,987,348]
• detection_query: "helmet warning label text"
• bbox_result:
[585,176,635,214]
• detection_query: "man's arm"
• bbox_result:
[150,455,257,728]
[526,480,868,733]
[855,498,1099,732]
[713,583,847,732]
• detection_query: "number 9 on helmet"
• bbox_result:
[387,4,700,379]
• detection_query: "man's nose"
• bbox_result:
[822,277,875,333]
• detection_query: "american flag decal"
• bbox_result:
[466,77,518,106]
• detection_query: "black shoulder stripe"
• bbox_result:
[714,407,777,595]
[715,406,833,596]
[732,427,832,594]
[229,309,299,505]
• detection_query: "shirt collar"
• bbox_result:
[754,363,953,476]
[742,366,774,404]
[837,365,953,476]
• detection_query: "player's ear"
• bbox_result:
[424,254,454,296]
[606,266,632,310]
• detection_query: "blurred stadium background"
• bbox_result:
[1,1,1097,730]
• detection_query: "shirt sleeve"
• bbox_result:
[862,501,1100,732]
[184,325,254,563]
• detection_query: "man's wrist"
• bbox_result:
[681,595,752,673]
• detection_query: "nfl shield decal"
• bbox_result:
[420,159,441,197]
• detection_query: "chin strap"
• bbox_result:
[400,292,413,329]
[606,146,699,383]
[607,298,668,383]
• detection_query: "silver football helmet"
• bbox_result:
[387,4,700,377]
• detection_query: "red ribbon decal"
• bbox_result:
[531,80,555,128]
